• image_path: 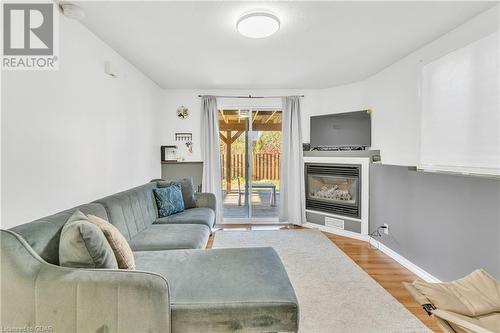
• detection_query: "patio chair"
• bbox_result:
[404,269,500,333]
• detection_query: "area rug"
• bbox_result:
[213,229,430,333]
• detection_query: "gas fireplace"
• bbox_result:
[305,163,361,218]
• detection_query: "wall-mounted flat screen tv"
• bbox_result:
[310,110,371,149]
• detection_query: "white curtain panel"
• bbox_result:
[280,96,306,225]
[201,95,224,224]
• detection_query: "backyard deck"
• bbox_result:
[223,190,280,219]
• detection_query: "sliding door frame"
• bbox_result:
[221,107,282,224]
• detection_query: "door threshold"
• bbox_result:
[220,219,285,225]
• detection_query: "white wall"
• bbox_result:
[3,5,495,228]
[160,7,498,168]
[160,89,315,161]
[1,15,163,228]
[160,83,367,161]
[366,5,499,166]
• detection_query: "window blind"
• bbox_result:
[420,31,500,175]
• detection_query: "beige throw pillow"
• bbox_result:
[87,214,135,270]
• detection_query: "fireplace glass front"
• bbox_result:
[305,163,361,218]
[307,175,358,205]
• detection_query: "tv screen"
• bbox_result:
[310,111,371,149]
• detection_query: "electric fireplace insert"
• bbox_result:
[305,163,361,218]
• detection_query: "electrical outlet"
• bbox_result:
[383,223,389,235]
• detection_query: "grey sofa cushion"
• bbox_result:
[93,183,158,240]
[155,207,215,229]
[157,178,197,209]
[59,210,118,269]
[134,247,299,333]
[9,203,108,265]
[130,224,209,251]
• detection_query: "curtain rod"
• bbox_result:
[197,94,305,99]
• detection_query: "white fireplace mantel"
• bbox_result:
[303,156,370,236]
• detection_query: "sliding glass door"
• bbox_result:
[219,108,282,222]
[219,109,250,219]
[250,110,281,219]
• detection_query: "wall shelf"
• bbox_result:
[161,161,203,164]
[414,167,500,180]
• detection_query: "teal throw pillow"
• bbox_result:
[153,184,185,217]
[157,178,197,209]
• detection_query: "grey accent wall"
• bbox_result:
[370,164,500,281]
[161,162,203,191]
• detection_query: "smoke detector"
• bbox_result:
[60,3,85,20]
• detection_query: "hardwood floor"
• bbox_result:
[208,224,441,333]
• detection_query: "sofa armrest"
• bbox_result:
[194,192,216,212]
[1,230,171,333]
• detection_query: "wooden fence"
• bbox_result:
[221,153,280,181]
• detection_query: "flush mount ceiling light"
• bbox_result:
[236,11,280,38]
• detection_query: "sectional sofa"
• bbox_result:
[1,181,299,333]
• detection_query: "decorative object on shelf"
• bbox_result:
[161,145,178,162]
[175,132,193,141]
[176,106,190,119]
[186,141,193,154]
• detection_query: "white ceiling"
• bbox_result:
[74,1,495,89]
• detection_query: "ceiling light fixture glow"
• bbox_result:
[237,11,280,38]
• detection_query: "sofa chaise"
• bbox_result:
[1,181,299,332]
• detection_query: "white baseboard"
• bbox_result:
[304,222,441,283]
[369,238,441,283]
[303,222,371,241]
